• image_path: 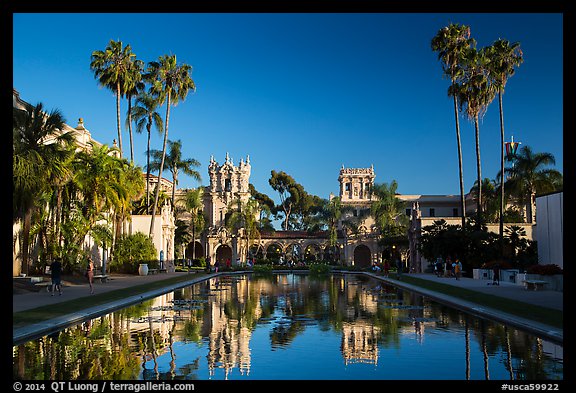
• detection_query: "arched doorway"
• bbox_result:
[354,244,371,268]
[304,244,321,262]
[265,243,282,262]
[186,241,204,261]
[215,244,232,265]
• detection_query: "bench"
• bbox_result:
[523,279,548,291]
[93,274,109,283]
[35,281,54,292]
[159,268,167,274]
[148,269,158,275]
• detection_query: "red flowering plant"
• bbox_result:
[526,264,563,275]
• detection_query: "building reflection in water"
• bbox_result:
[13,273,563,380]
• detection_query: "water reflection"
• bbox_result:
[13,274,563,380]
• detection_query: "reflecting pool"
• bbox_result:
[13,273,563,380]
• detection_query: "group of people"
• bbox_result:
[434,257,463,280]
[49,256,95,296]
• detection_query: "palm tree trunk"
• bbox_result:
[474,116,483,226]
[146,121,152,214]
[453,94,467,228]
[149,91,171,237]
[498,92,505,255]
[22,209,32,275]
[128,95,134,163]
[116,82,123,157]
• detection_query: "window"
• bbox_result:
[430,208,435,217]
[406,208,411,217]
[353,209,358,217]
[225,179,232,192]
[453,208,458,217]
[345,183,351,192]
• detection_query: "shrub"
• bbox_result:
[111,233,157,274]
[309,263,331,275]
[526,264,563,275]
[253,264,273,274]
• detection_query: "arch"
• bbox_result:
[185,241,204,261]
[265,243,283,262]
[215,244,232,265]
[354,244,372,268]
[285,243,302,263]
[304,243,322,262]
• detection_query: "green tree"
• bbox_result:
[90,39,136,157]
[111,232,157,273]
[268,170,306,230]
[452,45,496,226]
[184,187,205,260]
[504,145,562,223]
[123,58,145,163]
[370,181,408,240]
[144,54,196,236]
[484,39,523,252]
[150,139,201,209]
[13,103,73,274]
[226,197,262,262]
[432,23,475,228]
[130,92,164,212]
[469,178,499,223]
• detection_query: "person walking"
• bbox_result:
[86,257,95,294]
[50,257,63,296]
[454,258,463,280]
[396,257,402,280]
[492,263,500,286]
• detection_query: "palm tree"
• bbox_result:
[184,187,205,261]
[485,39,523,251]
[469,178,499,223]
[504,145,562,223]
[130,92,164,212]
[124,58,145,163]
[149,139,201,209]
[432,23,475,228]
[90,39,136,158]
[225,197,261,263]
[370,181,408,238]
[144,54,196,237]
[13,103,73,274]
[453,46,496,226]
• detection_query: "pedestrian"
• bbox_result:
[215,260,220,273]
[492,263,500,286]
[396,257,402,280]
[454,258,462,280]
[445,256,452,278]
[85,257,95,294]
[50,257,63,296]
[384,260,390,277]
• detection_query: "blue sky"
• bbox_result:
[13,13,563,204]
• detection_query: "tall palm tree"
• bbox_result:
[124,58,145,163]
[90,39,136,158]
[184,187,205,260]
[130,92,164,212]
[484,39,523,250]
[144,54,196,237]
[453,46,496,226]
[150,139,201,209]
[13,103,73,274]
[504,145,562,223]
[432,23,475,228]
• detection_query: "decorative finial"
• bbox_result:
[225,152,230,163]
[246,155,250,164]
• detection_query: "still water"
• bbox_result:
[13,273,563,380]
